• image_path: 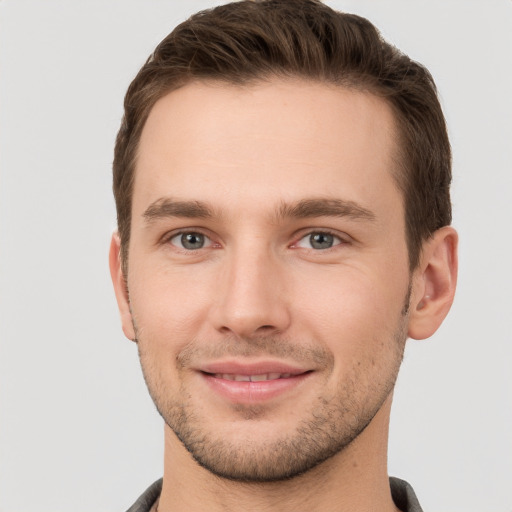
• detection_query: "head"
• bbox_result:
[113,0,452,275]
[110,0,457,484]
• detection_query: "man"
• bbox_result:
[109,1,458,511]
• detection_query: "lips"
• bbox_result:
[200,360,308,376]
[198,361,312,403]
[211,372,293,381]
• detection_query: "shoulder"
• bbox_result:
[125,478,163,512]
[390,477,424,512]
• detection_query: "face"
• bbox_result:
[120,79,413,481]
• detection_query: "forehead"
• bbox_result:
[134,78,402,220]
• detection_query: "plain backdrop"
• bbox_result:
[1,1,511,511]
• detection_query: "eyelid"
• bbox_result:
[161,228,219,250]
[291,229,350,249]
[159,227,350,251]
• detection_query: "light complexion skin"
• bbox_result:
[110,79,457,512]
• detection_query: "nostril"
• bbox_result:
[256,325,276,333]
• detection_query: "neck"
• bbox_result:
[158,395,399,512]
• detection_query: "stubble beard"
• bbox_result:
[135,309,409,484]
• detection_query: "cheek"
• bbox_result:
[294,265,394,319]
[290,265,407,360]
[128,262,215,345]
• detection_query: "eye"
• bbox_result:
[169,232,213,250]
[296,231,343,250]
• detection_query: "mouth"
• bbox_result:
[207,372,297,381]
[197,362,313,404]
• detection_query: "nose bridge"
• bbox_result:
[212,239,290,337]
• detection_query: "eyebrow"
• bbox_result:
[276,198,376,222]
[142,197,375,224]
[143,198,214,222]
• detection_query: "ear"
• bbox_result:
[408,226,458,340]
[109,232,136,342]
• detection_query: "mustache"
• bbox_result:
[175,335,334,370]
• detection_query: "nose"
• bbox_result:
[210,246,291,339]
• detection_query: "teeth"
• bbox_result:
[250,374,269,382]
[233,374,251,382]
[213,373,293,381]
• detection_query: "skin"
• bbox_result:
[110,79,458,512]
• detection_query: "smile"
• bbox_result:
[198,363,313,404]
[211,373,293,381]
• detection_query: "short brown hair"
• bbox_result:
[113,0,451,271]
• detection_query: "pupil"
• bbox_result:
[310,233,333,249]
[182,233,204,249]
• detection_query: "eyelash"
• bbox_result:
[161,229,349,252]
[162,229,217,251]
[291,230,347,251]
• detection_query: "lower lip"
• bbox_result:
[201,372,311,404]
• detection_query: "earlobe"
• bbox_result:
[109,233,137,342]
[408,226,458,340]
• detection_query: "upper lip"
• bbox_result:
[198,360,311,376]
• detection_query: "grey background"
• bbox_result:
[1,1,511,511]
